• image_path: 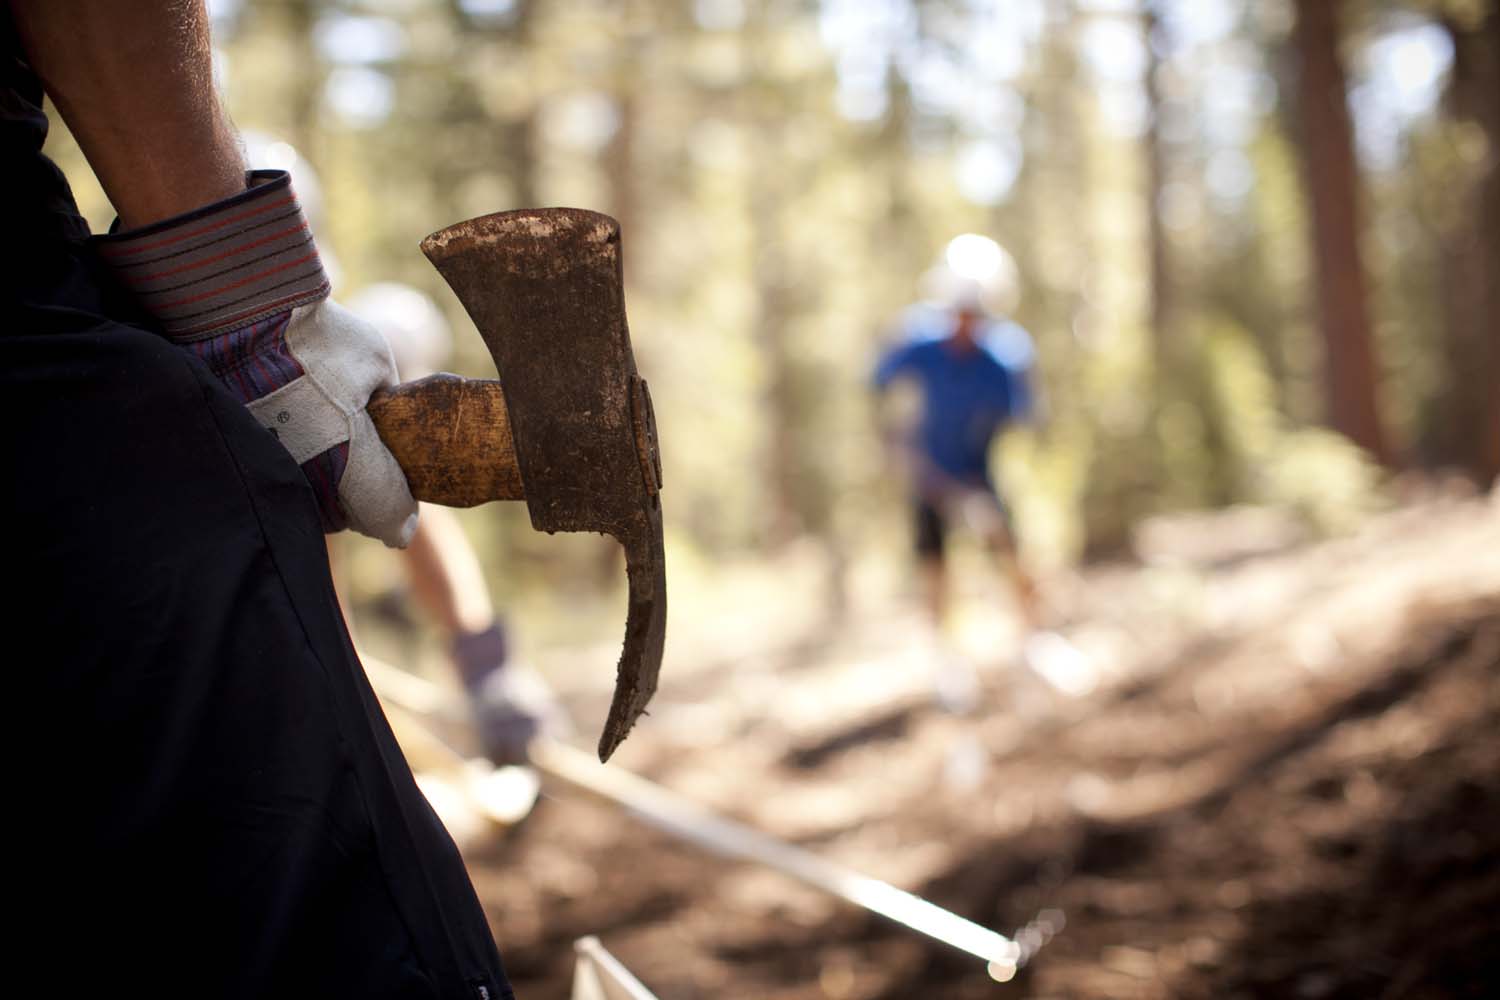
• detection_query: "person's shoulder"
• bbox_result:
[979,319,1035,370]
[879,305,947,359]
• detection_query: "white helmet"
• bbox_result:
[344,283,453,381]
[921,233,1019,315]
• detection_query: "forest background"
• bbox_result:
[46,0,1500,656]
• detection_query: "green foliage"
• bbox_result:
[1256,428,1387,533]
[1203,320,1384,532]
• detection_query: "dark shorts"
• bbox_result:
[5,236,512,999]
[912,486,1010,560]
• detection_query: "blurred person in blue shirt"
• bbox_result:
[874,235,1042,643]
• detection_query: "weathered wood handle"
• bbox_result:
[367,373,525,507]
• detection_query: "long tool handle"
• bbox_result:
[572,937,661,1000]
[361,658,1030,975]
[530,740,1025,973]
[368,373,525,507]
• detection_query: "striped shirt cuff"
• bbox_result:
[95,170,330,341]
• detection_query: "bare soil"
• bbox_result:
[446,496,1500,999]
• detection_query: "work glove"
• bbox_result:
[453,621,571,765]
[96,170,417,547]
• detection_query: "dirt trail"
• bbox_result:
[448,495,1500,999]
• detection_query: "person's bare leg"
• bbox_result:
[922,549,981,712]
[920,554,948,631]
[401,504,568,762]
[989,530,1042,632]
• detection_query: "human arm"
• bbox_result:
[872,335,920,393]
[12,1,418,546]
[402,505,495,636]
[397,509,569,764]
[990,321,1040,425]
[872,341,914,477]
[8,0,244,228]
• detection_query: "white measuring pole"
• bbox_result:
[531,739,1022,974]
[570,936,660,1000]
[364,657,1028,977]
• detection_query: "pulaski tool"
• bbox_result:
[366,208,665,761]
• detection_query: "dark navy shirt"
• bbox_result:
[1,8,89,245]
[874,303,1035,483]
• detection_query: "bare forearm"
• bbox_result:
[402,505,495,636]
[9,0,244,227]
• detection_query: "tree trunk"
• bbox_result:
[1472,7,1500,483]
[745,17,802,547]
[1290,0,1390,465]
[1428,9,1500,485]
[1143,1,1175,363]
[498,0,539,210]
[604,87,639,287]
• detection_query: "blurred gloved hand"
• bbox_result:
[96,169,417,548]
[453,622,571,766]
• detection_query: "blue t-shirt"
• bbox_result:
[873,304,1035,483]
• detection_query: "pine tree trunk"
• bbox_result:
[1144,1,1174,364]
[1476,8,1500,483]
[1290,0,1391,465]
[1431,9,1500,484]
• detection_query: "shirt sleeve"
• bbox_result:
[94,170,329,340]
[873,339,918,388]
[982,322,1037,421]
[1005,363,1034,422]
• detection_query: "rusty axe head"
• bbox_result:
[421,209,664,762]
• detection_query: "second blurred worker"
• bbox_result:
[347,283,570,764]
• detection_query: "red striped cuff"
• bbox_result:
[95,170,330,341]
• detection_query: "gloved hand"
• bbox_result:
[96,169,417,547]
[453,622,571,765]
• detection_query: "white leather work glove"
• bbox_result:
[453,622,572,765]
[96,169,418,547]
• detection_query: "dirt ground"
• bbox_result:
[412,493,1500,999]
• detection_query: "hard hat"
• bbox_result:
[344,282,453,380]
[922,233,1019,315]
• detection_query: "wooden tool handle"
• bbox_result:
[367,373,525,507]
